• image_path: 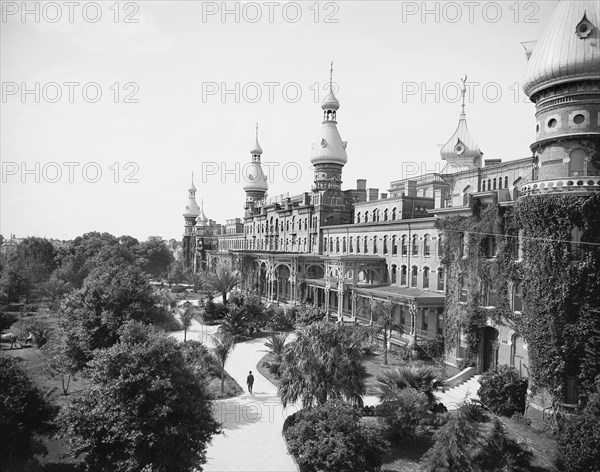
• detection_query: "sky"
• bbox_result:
[1,0,560,242]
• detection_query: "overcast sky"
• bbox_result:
[1,0,559,242]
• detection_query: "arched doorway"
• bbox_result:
[481,327,499,372]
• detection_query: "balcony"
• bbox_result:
[520,177,600,197]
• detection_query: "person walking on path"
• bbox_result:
[246,371,254,394]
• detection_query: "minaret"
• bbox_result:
[521,0,599,191]
[440,75,482,173]
[310,62,348,191]
[182,174,201,270]
[243,123,269,216]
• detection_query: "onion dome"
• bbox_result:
[183,174,201,217]
[196,200,209,226]
[440,75,482,165]
[310,63,348,166]
[523,1,600,97]
[243,123,269,193]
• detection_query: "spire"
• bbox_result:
[250,122,263,158]
[321,61,340,114]
[440,75,482,168]
[188,172,197,194]
[198,198,208,224]
[183,174,201,218]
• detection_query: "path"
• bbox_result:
[171,315,299,472]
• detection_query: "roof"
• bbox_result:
[523,1,600,97]
[243,162,268,192]
[310,121,348,166]
[440,114,482,163]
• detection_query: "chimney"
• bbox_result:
[404,180,417,197]
[368,188,379,201]
[356,179,367,190]
[380,193,388,199]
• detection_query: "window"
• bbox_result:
[422,309,428,331]
[504,176,508,188]
[569,149,586,176]
[423,267,430,289]
[336,238,340,253]
[286,221,290,231]
[323,238,327,253]
[392,235,398,255]
[364,237,368,254]
[459,274,468,302]
[364,212,368,223]
[412,235,419,256]
[383,236,388,254]
[484,235,497,258]
[437,268,445,291]
[411,266,418,287]
[512,282,523,312]
[292,216,295,231]
[498,177,502,189]
[373,237,378,253]
[349,237,353,253]
[330,239,334,253]
[482,180,486,191]
[391,265,397,284]
[401,236,408,256]
[356,237,361,253]
[400,265,407,285]
[424,234,430,256]
[356,213,361,223]
[384,209,388,221]
[373,209,378,222]
[571,226,583,260]
[392,208,397,220]
[437,235,443,257]
[458,233,465,258]
[485,282,498,307]
[342,237,346,253]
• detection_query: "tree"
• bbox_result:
[136,239,174,279]
[184,269,205,293]
[376,387,435,442]
[211,334,234,396]
[220,305,250,340]
[59,322,220,472]
[180,302,196,342]
[370,300,395,365]
[167,262,185,287]
[284,400,389,472]
[278,321,366,408]
[0,267,30,304]
[208,262,239,304]
[37,274,72,306]
[472,419,533,472]
[420,415,480,472]
[477,366,527,416]
[0,357,55,467]
[59,263,171,369]
[43,330,79,395]
[10,236,58,284]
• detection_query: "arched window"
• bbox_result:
[304,218,308,230]
[336,238,340,253]
[356,236,361,253]
[383,209,388,221]
[498,177,502,189]
[292,216,295,231]
[571,226,583,260]
[424,234,430,256]
[423,267,430,289]
[411,266,418,287]
[323,238,327,253]
[342,237,346,253]
[400,265,407,285]
[569,149,587,176]
[330,238,334,253]
[372,209,378,222]
[356,213,361,224]
[504,176,509,189]
[437,268,445,291]
[482,180,486,191]
[493,178,497,190]
[364,237,368,254]
[349,237,353,253]
[391,265,397,284]
[383,236,388,254]
[412,235,419,256]
[286,220,290,231]
[392,235,397,255]
[487,179,491,190]
[458,233,465,258]
[437,235,443,257]
[401,235,408,255]
[392,208,397,220]
[364,212,368,223]
[373,237,378,253]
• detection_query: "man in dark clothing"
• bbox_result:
[246,371,254,394]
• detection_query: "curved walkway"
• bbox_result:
[171,316,299,472]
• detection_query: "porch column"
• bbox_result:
[351,291,357,320]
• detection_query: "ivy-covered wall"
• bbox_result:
[436,196,521,372]
[437,192,600,404]
[514,193,600,403]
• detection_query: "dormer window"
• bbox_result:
[576,12,595,39]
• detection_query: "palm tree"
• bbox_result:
[278,321,366,408]
[184,270,205,293]
[208,263,240,304]
[179,302,196,342]
[38,275,72,304]
[220,305,250,341]
[265,331,288,363]
[370,300,395,365]
[211,334,234,396]
[376,365,440,403]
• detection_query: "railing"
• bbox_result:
[520,177,600,196]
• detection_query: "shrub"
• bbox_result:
[557,378,600,472]
[472,419,533,471]
[478,366,527,416]
[294,303,326,326]
[376,388,434,442]
[283,401,388,472]
[458,402,487,423]
[203,300,228,323]
[170,284,186,294]
[265,306,294,331]
[417,335,444,362]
